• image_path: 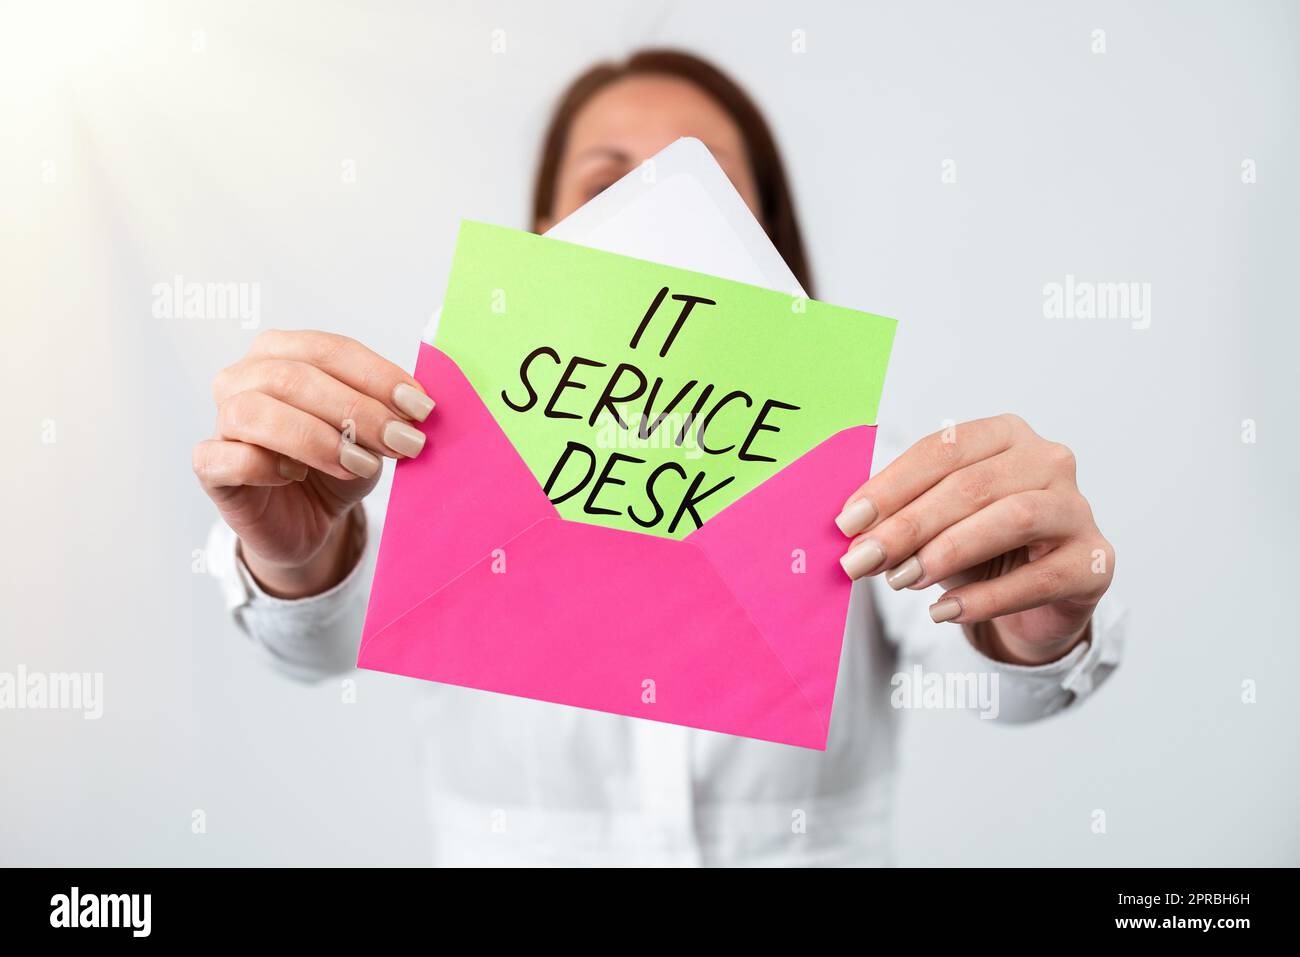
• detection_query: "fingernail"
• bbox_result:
[840,539,886,579]
[393,383,435,422]
[886,556,924,590]
[340,442,380,478]
[383,420,427,457]
[278,457,308,482]
[929,597,963,624]
[835,498,877,537]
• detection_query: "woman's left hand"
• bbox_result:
[834,413,1114,666]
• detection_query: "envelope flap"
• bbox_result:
[360,343,556,650]
[358,515,831,749]
[686,425,878,731]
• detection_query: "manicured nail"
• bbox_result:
[383,420,427,457]
[340,442,380,478]
[840,539,886,579]
[835,498,877,537]
[393,383,435,422]
[278,457,308,482]
[929,597,963,623]
[886,556,924,590]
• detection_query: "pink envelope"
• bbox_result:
[358,343,876,750]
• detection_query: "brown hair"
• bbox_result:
[531,49,814,296]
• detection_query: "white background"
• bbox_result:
[2,0,1297,865]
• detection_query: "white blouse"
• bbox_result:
[204,436,1123,866]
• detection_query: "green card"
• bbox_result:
[435,220,896,540]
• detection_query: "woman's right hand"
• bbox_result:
[193,330,434,598]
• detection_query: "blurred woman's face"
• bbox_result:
[541,74,761,230]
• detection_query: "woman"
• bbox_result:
[195,50,1121,866]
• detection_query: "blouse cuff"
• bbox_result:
[958,599,1126,722]
[204,505,375,682]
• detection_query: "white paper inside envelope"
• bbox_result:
[422,137,805,343]
[544,137,805,296]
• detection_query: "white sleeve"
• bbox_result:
[874,578,1125,723]
[204,505,377,684]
